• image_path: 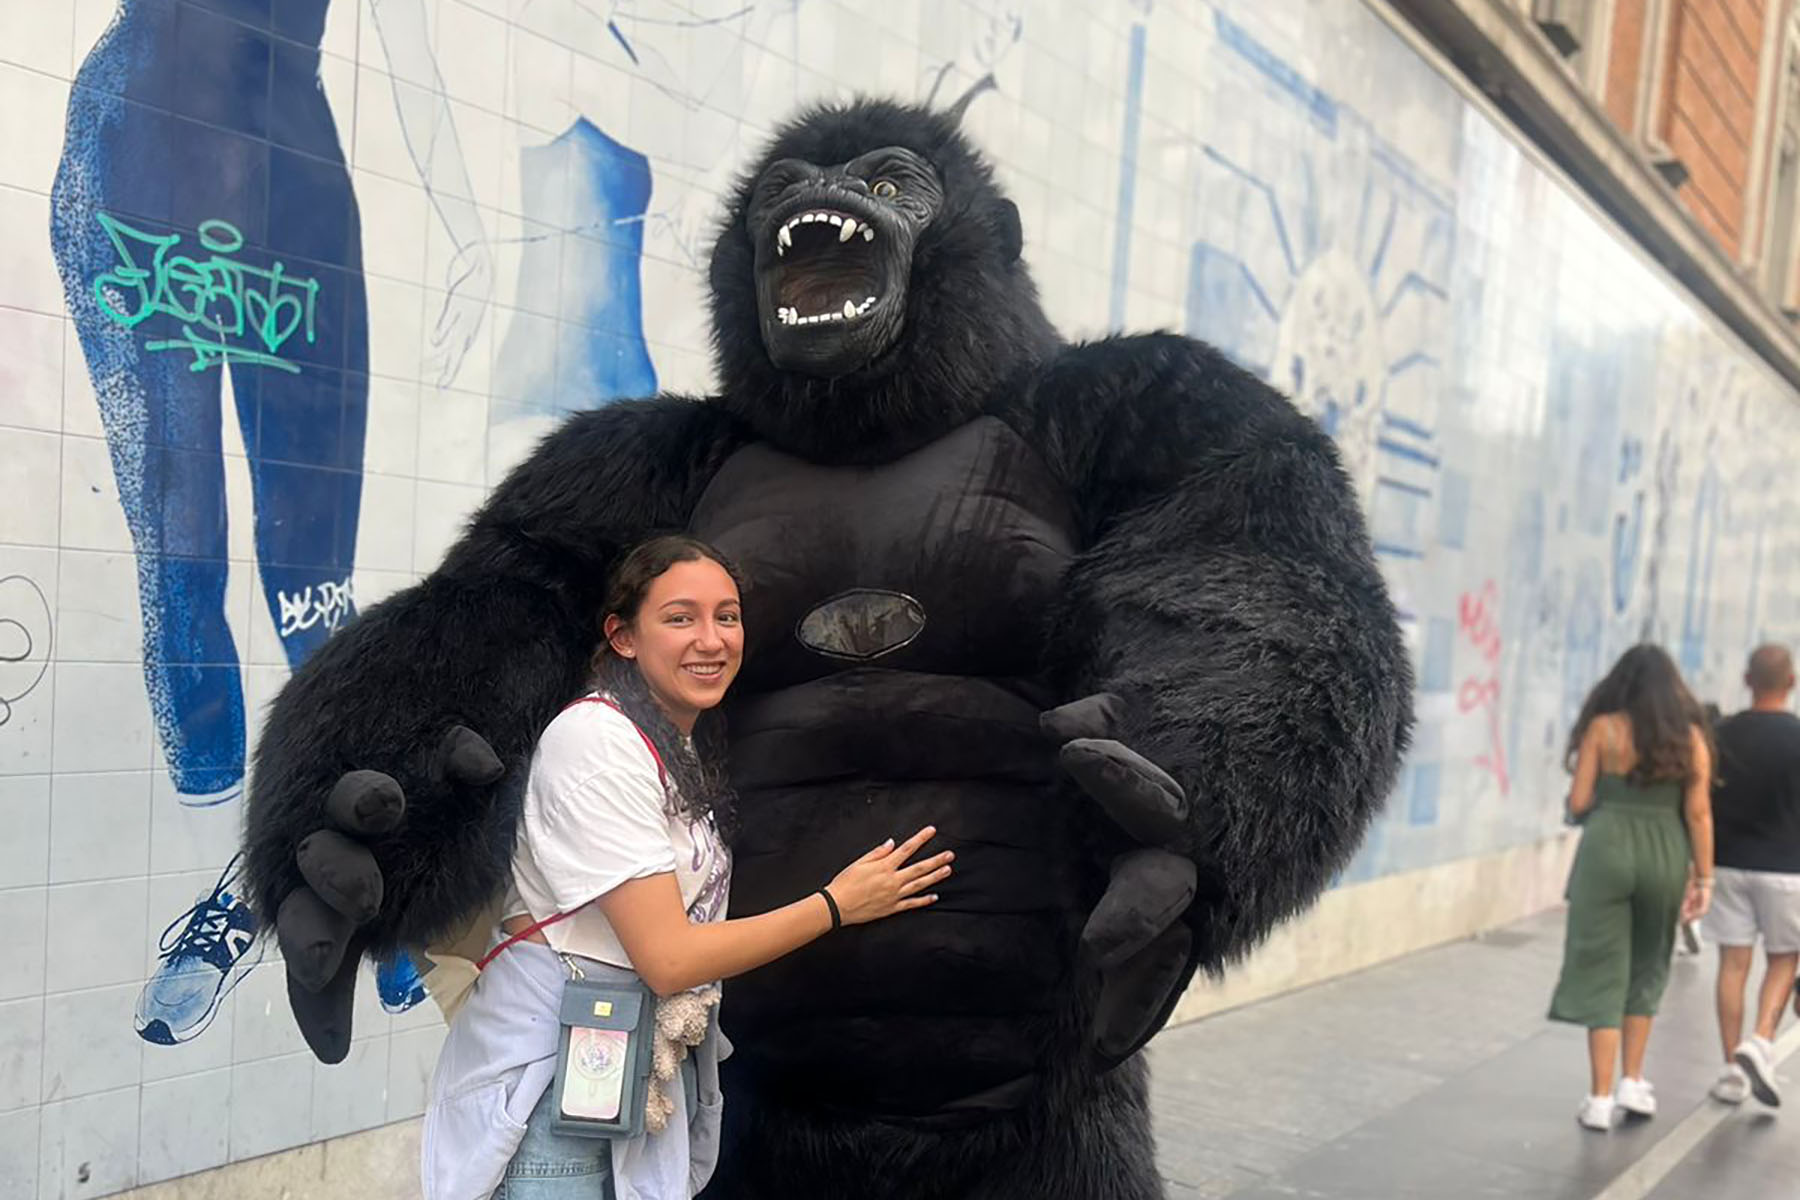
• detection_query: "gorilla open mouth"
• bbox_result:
[748,146,944,377]
[769,207,886,328]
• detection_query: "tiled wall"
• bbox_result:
[1,1,1796,1195]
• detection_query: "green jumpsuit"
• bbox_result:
[1549,772,1691,1028]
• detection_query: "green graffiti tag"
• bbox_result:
[91,214,320,374]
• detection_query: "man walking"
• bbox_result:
[1709,645,1800,1107]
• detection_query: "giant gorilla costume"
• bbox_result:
[245,100,1411,1199]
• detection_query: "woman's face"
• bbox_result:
[606,558,744,732]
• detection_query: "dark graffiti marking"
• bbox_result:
[91,214,320,374]
[0,575,52,729]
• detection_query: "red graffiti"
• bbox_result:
[1456,581,1510,795]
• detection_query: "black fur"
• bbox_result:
[242,99,1411,1197]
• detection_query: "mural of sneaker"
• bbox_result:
[377,949,430,1014]
[135,853,263,1046]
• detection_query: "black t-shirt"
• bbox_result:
[1712,710,1800,874]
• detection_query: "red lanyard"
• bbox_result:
[475,696,671,971]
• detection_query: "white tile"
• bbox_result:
[365,276,429,384]
[0,185,63,316]
[348,568,416,611]
[310,1033,390,1141]
[354,170,433,284]
[0,429,61,547]
[385,1024,445,1122]
[435,0,508,115]
[54,551,142,664]
[228,961,309,1064]
[0,306,66,432]
[47,771,151,884]
[411,481,483,571]
[39,983,141,1102]
[0,1106,38,1200]
[0,775,49,889]
[321,0,360,62]
[0,995,44,1110]
[0,886,48,1003]
[56,434,131,554]
[363,375,421,477]
[43,877,147,993]
[59,322,102,439]
[68,0,114,76]
[36,1086,138,1200]
[241,664,291,772]
[415,387,488,485]
[0,64,69,195]
[135,1068,230,1186]
[50,663,152,775]
[355,472,418,572]
[352,65,418,183]
[147,780,244,877]
[227,1052,314,1161]
[0,0,75,77]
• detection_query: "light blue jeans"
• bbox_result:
[494,1045,710,1199]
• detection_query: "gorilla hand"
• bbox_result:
[1043,693,1204,1069]
[276,725,502,1063]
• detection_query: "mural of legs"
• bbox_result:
[51,0,374,1044]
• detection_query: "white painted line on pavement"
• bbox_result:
[1589,1017,1800,1200]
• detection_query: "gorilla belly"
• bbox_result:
[691,417,1084,1117]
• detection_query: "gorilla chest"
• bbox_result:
[690,416,1078,687]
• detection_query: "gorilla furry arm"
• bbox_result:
[243,396,744,1061]
[1016,332,1414,1060]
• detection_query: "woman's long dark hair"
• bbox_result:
[1566,644,1709,785]
[590,534,742,836]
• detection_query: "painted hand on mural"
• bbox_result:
[427,240,494,389]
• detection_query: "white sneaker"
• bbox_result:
[1615,1076,1656,1117]
[1577,1094,1616,1131]
[1712,1064,1751,1104]
[1733,1036,1782,1107]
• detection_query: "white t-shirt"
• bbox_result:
[503,695,732,969]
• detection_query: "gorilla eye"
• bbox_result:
[872,180,899,198]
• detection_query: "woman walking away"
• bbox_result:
[422,535,953,1198]
[1551,644,1714,1132]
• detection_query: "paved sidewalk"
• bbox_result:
[1148,908,1796,1199]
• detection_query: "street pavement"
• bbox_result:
[1148,908,1796,1199]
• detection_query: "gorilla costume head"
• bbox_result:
[708,101,1060,463]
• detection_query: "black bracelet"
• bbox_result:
[817,887,842,931]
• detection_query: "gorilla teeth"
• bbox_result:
[775,296,881,326]
[776,211,877,256]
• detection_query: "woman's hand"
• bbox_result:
[824,825,954,926]
[1681,878,1713,922]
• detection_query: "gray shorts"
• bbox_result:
[1705,867,1800,953]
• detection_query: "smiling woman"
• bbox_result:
[418,533,952,1199]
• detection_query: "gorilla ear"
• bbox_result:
[995,200,1023,263]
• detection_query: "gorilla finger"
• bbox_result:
[286,940,362,1065]
[276,887,355,993]
[1040,692,1126,744]
[1080,849,1197,970]
[1060,738,1188,845]
[433,725,504,788]
[325,770,405,835]
[297,830,385,924]
[1091,923,1195,1070]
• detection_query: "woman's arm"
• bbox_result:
[1567,721,1603,817]
[597,828,953,997]
[1683,726,1715,917]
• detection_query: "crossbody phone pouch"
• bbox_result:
[550,965,656,1139]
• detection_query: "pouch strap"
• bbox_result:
[477,695,671,972]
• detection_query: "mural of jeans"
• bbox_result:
[51,0,367,805]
